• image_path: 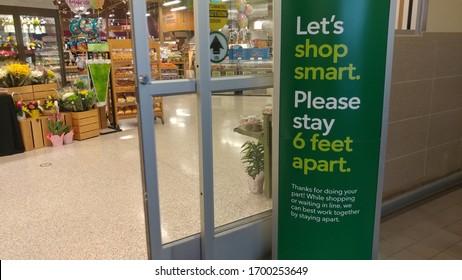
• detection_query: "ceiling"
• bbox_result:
[53,0,162,22]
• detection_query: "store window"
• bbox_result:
[210,0,274,77]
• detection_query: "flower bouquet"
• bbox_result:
[24,100,42,118]
[15,100,28,120]
[59,79,97,112]
[29,67,47,85]
[46,69,56,83]
[0,50,14,62]
[41,95,59,116]
[1,63,31,87]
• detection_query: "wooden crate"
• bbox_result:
[71,109,100,140]
[33,83,58,100]
[17,114,73,151]
[8,86,34,103]
[18,117,46,151]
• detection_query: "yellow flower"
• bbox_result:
[46,69,55,79]
[7,63,31,77]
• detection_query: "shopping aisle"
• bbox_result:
[379,186,462,259]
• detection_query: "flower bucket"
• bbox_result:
[17,114,26,121]
[247,172,264,194]
[47,133,64,147]
[30,109,40,119]
[41,108,57,116]
[63,130,74,145]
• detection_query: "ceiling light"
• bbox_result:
[126,11,130,15]
[146,13,151,17]
[171,6,186,12]
[109,13,114,18]
[163,0,180,7]
[84,11,90,15]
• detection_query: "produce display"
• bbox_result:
[114,68,134,76]
[111,49,133,61]
[115,79,135,87]
[240,115,263,132]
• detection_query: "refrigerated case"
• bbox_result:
[0,6,64,84]
[0,13,18,61]
[20,15,62,75]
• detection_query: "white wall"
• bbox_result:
[1,0,56,9]
[427,0,462,32]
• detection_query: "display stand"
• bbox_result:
[108,39,165,127]
[234,113,272,198]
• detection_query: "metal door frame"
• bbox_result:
[130,0,274,259]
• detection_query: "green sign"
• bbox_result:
[278,0,393,259]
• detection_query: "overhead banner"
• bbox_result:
[277,0,394,259]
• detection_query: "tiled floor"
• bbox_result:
[378,186,462,259]
[0,93,461,259]
[0,93,272,259]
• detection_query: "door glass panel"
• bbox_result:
[212,91,273,229]
[152,94,200,244]
[210,0,273,78]
[210,0,274,229]
[0,14,19,61]
[20,15,62,84]
[150,0,193,80]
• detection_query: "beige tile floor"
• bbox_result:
[378,186,462,259]
[0,93,461,259]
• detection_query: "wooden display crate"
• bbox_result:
[18,114,73,151]
[18,117,46,151]
[7,84,58,102]
[71,109,100,140]
[8,86,34,102]
[32,83,58,100]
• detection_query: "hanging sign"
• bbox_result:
[209,3,228,31]
[277,0,394,259]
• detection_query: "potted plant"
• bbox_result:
[42,95,58,116]
[241,140,265,193]
[24,100,42,118]
[47,113,72,146]
[14,100,27,121]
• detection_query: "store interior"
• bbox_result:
[2,0,462,260]
[0,0,275,258]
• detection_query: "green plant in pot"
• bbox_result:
[241,140,264,193]
[46,113,73,146]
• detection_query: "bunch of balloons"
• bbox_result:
[236,0,253,29]
[89,0,105,9]
[66,0,105,15]
[69,17,103,36]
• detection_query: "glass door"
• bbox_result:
[0,13,19,62]
[131,0,273,259]
[20,14,63,83]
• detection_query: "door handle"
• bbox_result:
[138,74,149,85]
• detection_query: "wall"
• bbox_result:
[383,32,462,199]
[427,0,462,32]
